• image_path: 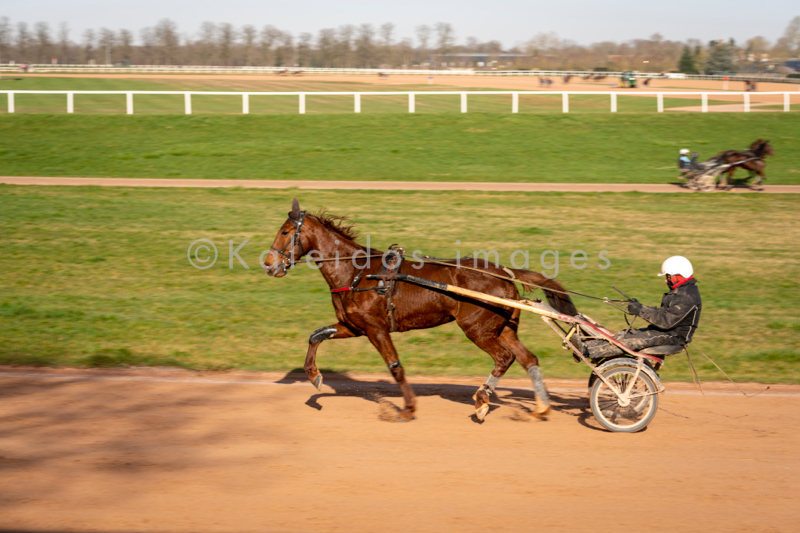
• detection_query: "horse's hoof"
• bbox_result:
[530,405,552,420]
[476,403,490,421]
[397,409,416,422]
[312,374,323,391]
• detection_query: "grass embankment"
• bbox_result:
[1,114,798,184]
[2,186,798,382]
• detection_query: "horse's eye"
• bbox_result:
[281,231,289,235]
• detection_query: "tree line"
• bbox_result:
[0,16,798,73]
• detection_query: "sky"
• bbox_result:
[2,0,796,47]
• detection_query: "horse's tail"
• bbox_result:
[510,269,579,317]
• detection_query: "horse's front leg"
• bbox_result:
[365,328,417,420]
[305,323,358,391]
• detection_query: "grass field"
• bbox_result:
[2,185,798,383]
[1,113,798,184]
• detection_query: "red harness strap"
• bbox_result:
[330,287,352,293]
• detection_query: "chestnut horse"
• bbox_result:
[263,199,578,421]
[716,139,775,188]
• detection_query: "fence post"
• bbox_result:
[354,93,361,113]
[785,92,790,112]
[512,92,518,113]
[184,93,192,115]
[701,93,708,113]
[562,93,569,113]
[461,92,467,113]
[610,93,617,113]
[242,93,249,114]
[67,92,74,113]
[657,93,664,113]
[126,92,133,114]
[408,93,415,113]
[299,93,305,114]
[7,92,13,113]
[743,92,750,113]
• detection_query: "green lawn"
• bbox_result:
[1,114,798,184]
[1,185,798,383]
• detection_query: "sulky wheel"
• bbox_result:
[590,366,660,433]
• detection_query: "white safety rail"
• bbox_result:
[0,90,795,114]
[3,64,800,84]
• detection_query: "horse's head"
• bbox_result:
[762,140,775,157]
[263,198,308,278]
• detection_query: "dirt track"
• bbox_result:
[1,367,798,533]
[2,177,799,193]
[17,72,800,94]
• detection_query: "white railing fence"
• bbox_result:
[2,64,800,84]
[0,90,795,115]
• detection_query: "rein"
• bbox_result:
[269,215,617,303]
[313,248,618,303]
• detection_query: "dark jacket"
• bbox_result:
[639,278,702,344]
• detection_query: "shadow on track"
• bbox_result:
[277,368,601,427]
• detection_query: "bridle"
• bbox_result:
[268,211,307,273]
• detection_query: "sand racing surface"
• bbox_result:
[1,368,798,533]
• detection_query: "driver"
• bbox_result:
[677,149,692,178]
[581,256,702,360]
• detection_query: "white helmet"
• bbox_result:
[658,256,693,277]
[679,149,690,155]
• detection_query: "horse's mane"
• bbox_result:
[309,210,359,242]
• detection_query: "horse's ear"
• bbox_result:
[289,198,301,221]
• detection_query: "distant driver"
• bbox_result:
[677,149,692,179]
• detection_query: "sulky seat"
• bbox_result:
[640,344,686,357]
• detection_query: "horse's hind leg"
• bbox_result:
[305,323,358,391]
[459,317,518,421]
[498,326,551,418]
[472,343,516,421]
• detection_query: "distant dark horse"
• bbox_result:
[263,200,578,421]
[716,139,775,189]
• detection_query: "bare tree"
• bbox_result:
[217,23,236,65]
[118,28,133,62]
[435,22,454,63]
[57,22,70,63]
[242,24,256,65]
[379,22,394,66]
[82,28,95,63]
[415,24,432,65]
[275,32,293,67]
[17,22,31,61]
[297,32,313,66]
[140,27,155,64]
[355,24,375,67]
[260,25,281,66]
[154,19,179,64]
[33,22,52,63]
[317,28,337,67]
[98,27,116,64]
[782,16,800,57]
[397,37,413,67]
[0,17,12,63]
[337,25,355,67]
[198,22,217,65]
